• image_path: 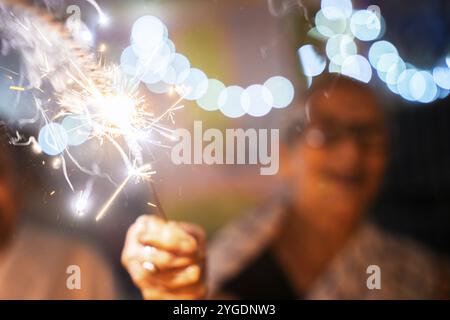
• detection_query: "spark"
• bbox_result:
[55,63,180,218]
[84,0,109,26]
[52,157,62,170]
[98,43,107,53]
[31,136,43,152]
[75,191,88,216]
[0,66,19,75]
[10,135,43,154]
[35,22,52,47]
[95,164,156,221]
[9,85,25,91]
[1,0,180,222]
[98,14,110,27]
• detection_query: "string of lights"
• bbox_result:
[298,0,450,103]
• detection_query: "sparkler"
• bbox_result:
[95,164,156,221]
[0,0,178,221]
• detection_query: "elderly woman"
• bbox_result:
[122,75,450,299]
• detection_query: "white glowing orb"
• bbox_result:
[326,34,357,65]
[176,68,208,101]
[321,0,353,19]
[350,10,381,41]
[197,79,226,111]
[163,53,191,85]
[397,69,418,101]
[410,71,438,103]
[385,58,406,85]
[218,86,246,118]
[264,76,295,109]
[329,58,342,73]
[138,42,174,84]
[315,10,347,38]
[376,53,401,74]
[120,46,138,76]
[433,66,450,90]
[341,55,372,83]
[298,44,326,77]
[61,115,92,146]
[368,41,397,69]
[146,81,173,94]
[241,84,274,117]
[131,16,166,56]
[38,123,69,156]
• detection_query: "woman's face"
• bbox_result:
[282,85,387,229]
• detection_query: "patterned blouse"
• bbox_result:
[207,200,450,299]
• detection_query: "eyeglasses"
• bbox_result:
[303,122,386,150]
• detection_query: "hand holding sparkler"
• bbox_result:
[121,215,206,300]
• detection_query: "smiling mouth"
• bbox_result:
[323,170,365,188]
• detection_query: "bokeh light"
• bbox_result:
[433,66,450,90]
[264,76,295,109]
[145,81,172,94]
[315,9,347,38]
[341,55,372,83]
[328,57,342,73]
[326,34,357,66]
[218,86,246,118]
[197,79,226,111]
[350,10,381,41]
[138,41,173,84]
[120,46,138,76]
[410,71,438,103]
[369,41,397,69]
[321,0,353,20]
[384,58,405,86]
[298,44,326,77]
[376,53,401,74]
[38,123,69,156]
[397,69,418,101]
[176,68,208,101]
[163,53,190,85]
[241,84,274,118]
[122,15,297,118]
[61,115,92,146]
[131,16,166,57]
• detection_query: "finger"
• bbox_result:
[123,215,149,250]
[142,283,206,300]
[138,217,198,255]
[139,245,197,270]
[126,259,150,287]
[146,264,202,290]
[121,219,148,265]
[129,258,203,290]
[178,223,206,249]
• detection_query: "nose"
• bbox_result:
[332,137,363,169]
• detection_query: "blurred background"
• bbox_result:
[0,0,449,298]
